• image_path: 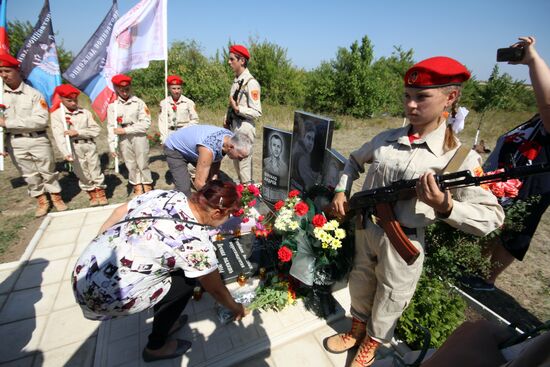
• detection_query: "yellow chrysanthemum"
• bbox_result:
[334,228,346,240]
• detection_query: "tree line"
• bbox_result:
[9,20,536,117]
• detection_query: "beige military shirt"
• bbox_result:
[51,107,101,157]
[3,82,49,133]
[107,95,151,153]
[336,122,504,236]
[158,95,199,143]
[228,68,262,124]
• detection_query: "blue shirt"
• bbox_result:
[165,125,233,163]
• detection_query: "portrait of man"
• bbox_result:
[290,111,334,193]
[263,133,289,180]
[262,127,292,202]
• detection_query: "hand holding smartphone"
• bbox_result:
[496,47,525,62]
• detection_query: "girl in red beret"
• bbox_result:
[323,57,505,367]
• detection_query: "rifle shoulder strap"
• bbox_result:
[443,144,471,174]
[237,77,255,103]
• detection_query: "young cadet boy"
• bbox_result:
[107,74,154,195]
[224,44,262,183]
[0,53,67,217]
[51,84,108,206]
[158,74,199,143]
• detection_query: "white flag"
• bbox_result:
[103,0,167,83]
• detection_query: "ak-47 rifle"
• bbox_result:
[347,163,550,265]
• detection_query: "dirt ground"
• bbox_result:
[0,105,548,329]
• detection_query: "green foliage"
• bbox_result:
[8,20,73,73]
[424,221,492,281]
[304,37,414,118]
[248,274,295,311]
[396,274,466,349]
[399,195,541,349]
[474,65,536,112]
[129,40,231,110]
[488,195,540,244]
[247,38,307,106]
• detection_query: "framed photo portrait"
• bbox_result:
[290,111,334,193]
[261,127,293,202]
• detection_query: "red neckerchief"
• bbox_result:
[408,133,420,144]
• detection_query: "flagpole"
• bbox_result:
[163,0,168,132]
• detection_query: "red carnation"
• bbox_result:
[116,116,123,124]
[175,224,184,231]
[233,208,245,217]
[277,246,293,263]
[274,200,285,211]
[294,201,309,216]
[171,104,177,111]
[312,214,327,228]
[258,215,265,222]
[247,184,260,196]
[242,217,250,223]
[248,199,257,207]
[166,257,176,268]
[288,190,300,198]
[236,184,244,198]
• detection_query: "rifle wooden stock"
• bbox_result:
[375,202,420,265]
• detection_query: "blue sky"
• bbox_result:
[8,0,550,82]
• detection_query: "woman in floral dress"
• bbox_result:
[72,180,247,362]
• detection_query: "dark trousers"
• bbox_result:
[147,270,194,349]
[164,146,193,196]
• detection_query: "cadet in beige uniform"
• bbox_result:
[51,84,108,206]
[0,54,67,217]
[324,57,505,367]
[224,45,262,183]
[107,74,153,195]
[159,75,199,144]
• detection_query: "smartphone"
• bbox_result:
[496,47,524,62]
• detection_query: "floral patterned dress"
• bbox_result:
[72,190,218,320]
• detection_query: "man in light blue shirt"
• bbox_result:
[164,124,252,195]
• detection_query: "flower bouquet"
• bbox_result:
[256,187,354,318]
[232,183,273,237]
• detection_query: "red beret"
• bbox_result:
[111,74,132,86]
[0,54,21,68]
[167,75,183,85]
[404,56,471,88]
[229,45,250,60]
[55,84,80,98]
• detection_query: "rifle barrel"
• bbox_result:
[348,163,550,211]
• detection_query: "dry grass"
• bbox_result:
[0,100,547,323]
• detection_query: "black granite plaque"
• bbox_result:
[214,234,257,283]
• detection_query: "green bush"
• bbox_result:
[424,221,492,282]
[396,274,466,349]
[129,40,231,109]
[304,37,413,118]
